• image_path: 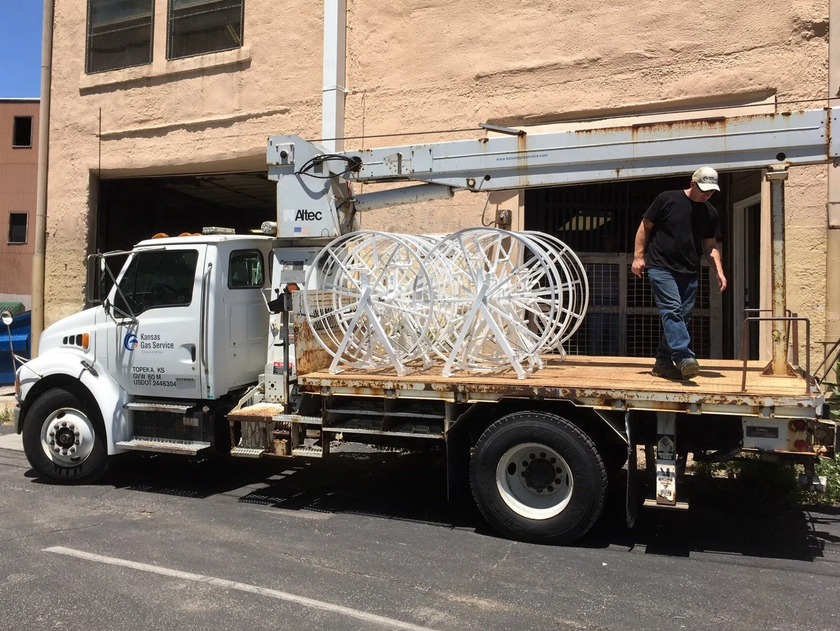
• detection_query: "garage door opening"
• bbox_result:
[90,172,276,302]
[96,172,276,254]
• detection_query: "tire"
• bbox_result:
[470,411,607,545]
[22,387,110,484]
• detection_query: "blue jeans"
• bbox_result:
[647,268,698,366]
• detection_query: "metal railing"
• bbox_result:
[739,313,811,394]
[814,338,840,385]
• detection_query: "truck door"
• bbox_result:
[99,244,208,400]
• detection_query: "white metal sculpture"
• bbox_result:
[303,231,435,375]
[304,228,589,378]
[428,228,558,378]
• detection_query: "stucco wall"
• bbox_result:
[786,165,828,361]
[47,0,327,322]
[47,0,830,348]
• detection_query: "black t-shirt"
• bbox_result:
[643,190,721,275]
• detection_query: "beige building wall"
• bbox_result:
[47,1,831,359]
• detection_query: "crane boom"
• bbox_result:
[267,106,840,239]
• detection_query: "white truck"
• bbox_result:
[6,107,840,545]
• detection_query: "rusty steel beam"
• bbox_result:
[297,373,823,417]
[331,108,840,190]
[766,165,790,376]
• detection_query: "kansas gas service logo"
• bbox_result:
[124,333,139,351]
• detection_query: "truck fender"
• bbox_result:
[17,352,130,455]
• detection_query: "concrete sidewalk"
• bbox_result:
[0,433,22,451]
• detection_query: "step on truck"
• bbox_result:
[7,107,840,545]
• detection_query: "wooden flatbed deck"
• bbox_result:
[298,356,823,418]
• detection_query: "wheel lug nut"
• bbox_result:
[75,439,80,445]
[547,486,554,492]
[49,440,55,446]
[61,421,67,427]
[74,430,80,436]
[69,447,76,453]
[49,431,55,437]
[68,424,75,430]
[53,446,60,452]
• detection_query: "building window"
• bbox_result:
[86,0,154,74]
[8,213,28,244]
[168,0,244,60]
[12,117,33,148]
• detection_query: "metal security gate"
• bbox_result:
[525,179,723,359]
[562,254,720,358]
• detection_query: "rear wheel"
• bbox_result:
[470,411,607,544]
[22,388,109,484]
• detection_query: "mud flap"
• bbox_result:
[445,408,471,508]
[625,410,638,529]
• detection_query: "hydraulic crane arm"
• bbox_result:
[267,106,840,239]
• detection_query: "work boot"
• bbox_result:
[678,358,700,380]
[651,363,682,380]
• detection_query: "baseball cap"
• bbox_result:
[692,166,720,192]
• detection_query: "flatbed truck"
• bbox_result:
[6,106,839,544]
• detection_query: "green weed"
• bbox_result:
[800,457,840,506]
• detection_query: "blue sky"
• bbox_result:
[0,2,44,98]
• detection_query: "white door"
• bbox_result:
[98,244,208,400]
[732,194,762,357]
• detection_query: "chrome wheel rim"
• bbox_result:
[496,442,573,520]
[40,407,96,466]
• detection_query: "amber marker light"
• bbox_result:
[81,333,90,350]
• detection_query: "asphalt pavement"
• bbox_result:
[1,442,839,631]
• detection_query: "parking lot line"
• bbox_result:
[44,546,439,631]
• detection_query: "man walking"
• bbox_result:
[631,167,727,380]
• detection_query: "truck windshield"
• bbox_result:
[113,250,199,316]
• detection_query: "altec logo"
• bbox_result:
[124,333,139,351]
[295,209,322,221]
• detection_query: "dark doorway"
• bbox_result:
[91,172,276,302]
[96,173,276,254]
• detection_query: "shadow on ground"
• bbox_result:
[26,447,840,562]
[587,470,840,561]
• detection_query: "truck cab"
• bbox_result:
[14,233,274,482]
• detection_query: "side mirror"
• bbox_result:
[86,254,105,306]
[0,310,12,326]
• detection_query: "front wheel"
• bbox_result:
[470,411,607,544]
[22,387,110,484]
